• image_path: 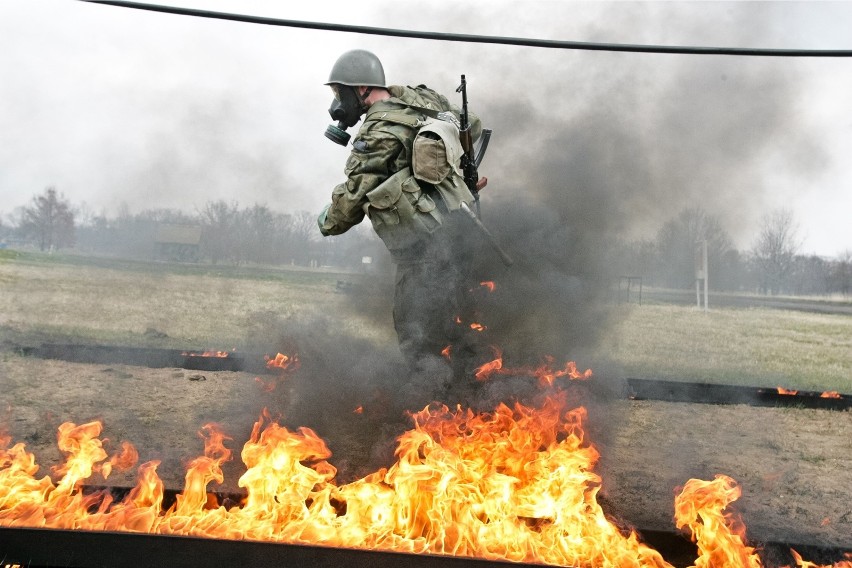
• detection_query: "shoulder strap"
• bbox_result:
[364,101,447,126]
[364,108,423,129]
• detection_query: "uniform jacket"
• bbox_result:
[319,84,481,262]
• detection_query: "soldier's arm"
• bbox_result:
[318,131,401,236]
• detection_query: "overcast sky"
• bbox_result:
[1,0,850,257]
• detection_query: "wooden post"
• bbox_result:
[703,239,709,312]
[695,240,709,312]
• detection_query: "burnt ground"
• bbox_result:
[1,353,850,556]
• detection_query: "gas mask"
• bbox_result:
[324,85,368,146]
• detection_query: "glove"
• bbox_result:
[317,204,331,235]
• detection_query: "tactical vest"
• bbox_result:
[359,104,475,257]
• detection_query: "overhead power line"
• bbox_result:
[78,0,852,58]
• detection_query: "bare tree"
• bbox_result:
[238,204,277,265]
[654,206,734,289]
[290,210,318,247]
[19,187,76,251]
[198,200,240,265]
[277,211,319,266]
[790,254,831,295]
[832,249,852,296]
[751,208,801,295]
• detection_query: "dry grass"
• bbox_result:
[2,251,850,393]
[0,252,393,349]
[600,303,852,392]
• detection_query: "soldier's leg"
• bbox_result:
[393,262,459,370]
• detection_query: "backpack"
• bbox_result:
[359,105,475,258]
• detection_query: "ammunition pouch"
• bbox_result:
[411,117,474,212]
[412,117,464,184]
[363,166,443,253]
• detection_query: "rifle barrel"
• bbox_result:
[460,203,514,267]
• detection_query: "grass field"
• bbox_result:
[1,249,850,392]
[599,303,851,392]
[0,249,395,350]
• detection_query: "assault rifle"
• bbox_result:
[456,75,511,266]
[456,75,492,215]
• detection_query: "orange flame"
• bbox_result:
[101,441,139,480]
[473,347,592,387]
[265,352,297,370]
[0,393,675,566]
[1,387,847,567]
[777,387,799,396]
[674,474,761,568]
[468,281,497,293]
[820,391,841,399]
[256,353,300,392]
[453,314,489,331]
[353,406,364,415]
[532,357,594,386]
[51,421,109,494]
[474,347,503,381]
[183,350,231,358]
[441,345,452,360]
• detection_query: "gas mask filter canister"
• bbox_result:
[324,85,366,146]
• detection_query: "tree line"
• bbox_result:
[1,188,850,297]
[0,187,385,272]
[609,206,851,297]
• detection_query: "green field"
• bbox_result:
[1,250,850,393]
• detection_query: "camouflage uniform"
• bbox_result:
[319,84,482,369]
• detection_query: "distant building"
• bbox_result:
[154,224,202,262]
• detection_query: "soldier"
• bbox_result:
[317,49,488,374]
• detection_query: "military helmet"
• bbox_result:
[325,49,386,88]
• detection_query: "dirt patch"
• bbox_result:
[1,353,850,552]
[0,355,266,491]
[597,400,852,548]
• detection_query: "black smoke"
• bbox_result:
[236,2,828,479]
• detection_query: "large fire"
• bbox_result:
[0,362,849,567]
